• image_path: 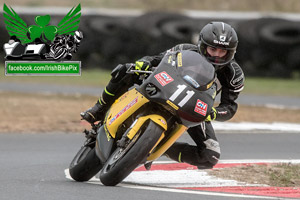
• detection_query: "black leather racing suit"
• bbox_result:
[102,43,245,169]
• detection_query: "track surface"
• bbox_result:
[1,132,299,200]
[1,82,300,108]
[1,82,299,199]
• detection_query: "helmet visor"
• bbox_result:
[199,40,236,66]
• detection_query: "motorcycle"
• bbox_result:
[69,50,217,186]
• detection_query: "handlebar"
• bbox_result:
[126,63,156,74]
[128,70,153,74]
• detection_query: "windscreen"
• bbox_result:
[177,50,215,90]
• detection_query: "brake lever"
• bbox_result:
[126,64,155,74]
[128,70,153,74]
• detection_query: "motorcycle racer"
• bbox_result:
[81,22,244,169]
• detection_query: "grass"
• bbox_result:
[209,163,300,187]
[267,163,300,187]
[0,65,112,87]
[1,65,300,97]
[244,77,300,97]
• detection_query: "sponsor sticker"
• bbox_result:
[109,97,138,125]
[159,118,166,125]
[168,55,172,63]
[194,99,208,116]
[220,35,226,41]
[155,71,174,86]
[177,52,182,67]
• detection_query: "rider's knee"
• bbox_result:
[197,138,220,169]
[197,149,220,169]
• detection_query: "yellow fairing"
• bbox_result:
[147,124,187,161]
[105,88,149,138]
[126,114,167,140]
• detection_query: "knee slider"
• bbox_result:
[203,149,220,166]
[196,149,220,169]
[201,138,221,167]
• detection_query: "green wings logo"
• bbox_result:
[3,3,81,44]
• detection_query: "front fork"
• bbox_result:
[82,122,102,148]
[146,124,187,161]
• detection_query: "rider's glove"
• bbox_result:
[135,60,151,75]
[205,107,217,122]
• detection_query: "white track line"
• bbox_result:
[64,169,277,199]
[65,159,300,199]
[212,122,300,133]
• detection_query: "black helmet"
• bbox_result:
[198,22,238,66]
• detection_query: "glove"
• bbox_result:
[205,107,217,121]
[135,60,151,75]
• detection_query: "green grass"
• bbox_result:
[267,163,300,187]
[1,65,300,97]
[0,66,112,87]
[244,77,300,97]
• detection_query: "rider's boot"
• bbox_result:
[80,64,131,124]
[80,99,108,123]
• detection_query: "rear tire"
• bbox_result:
[69,145,103,182]
[100,120,164,186]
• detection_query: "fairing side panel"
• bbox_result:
[104,88,149,138]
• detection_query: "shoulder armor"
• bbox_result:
[228,61,245,92]
[171,43,198,52]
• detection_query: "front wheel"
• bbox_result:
[100,120,164,186]
[69,141,103,182]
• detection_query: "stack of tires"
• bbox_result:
[236,17,300,78]
[1,12,299,79]
[80,11,198,69]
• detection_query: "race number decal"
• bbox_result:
[155,71,174,86]
[169,85,195,107]
[194,99,208,116]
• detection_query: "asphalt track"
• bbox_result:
[1,82,300,199]
[1,132,300,200]
[1,82,300,109]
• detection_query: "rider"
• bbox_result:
[81,22,244,169]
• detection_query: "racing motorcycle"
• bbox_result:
[69,50,217,186]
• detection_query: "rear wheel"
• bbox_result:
[100,120,164,186]
[69,139,103,182]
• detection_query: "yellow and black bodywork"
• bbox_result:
[95,87,188,163]
[95,50,216,165]
[71,50,217,187]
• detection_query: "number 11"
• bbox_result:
[169,85,195,107]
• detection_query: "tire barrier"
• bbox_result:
[236,17,300,77]
[0,12,299,78]
[287,47,300,72]
[259,21,300,53]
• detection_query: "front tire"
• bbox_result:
[69,144,103,182]
[100,120,164,186]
